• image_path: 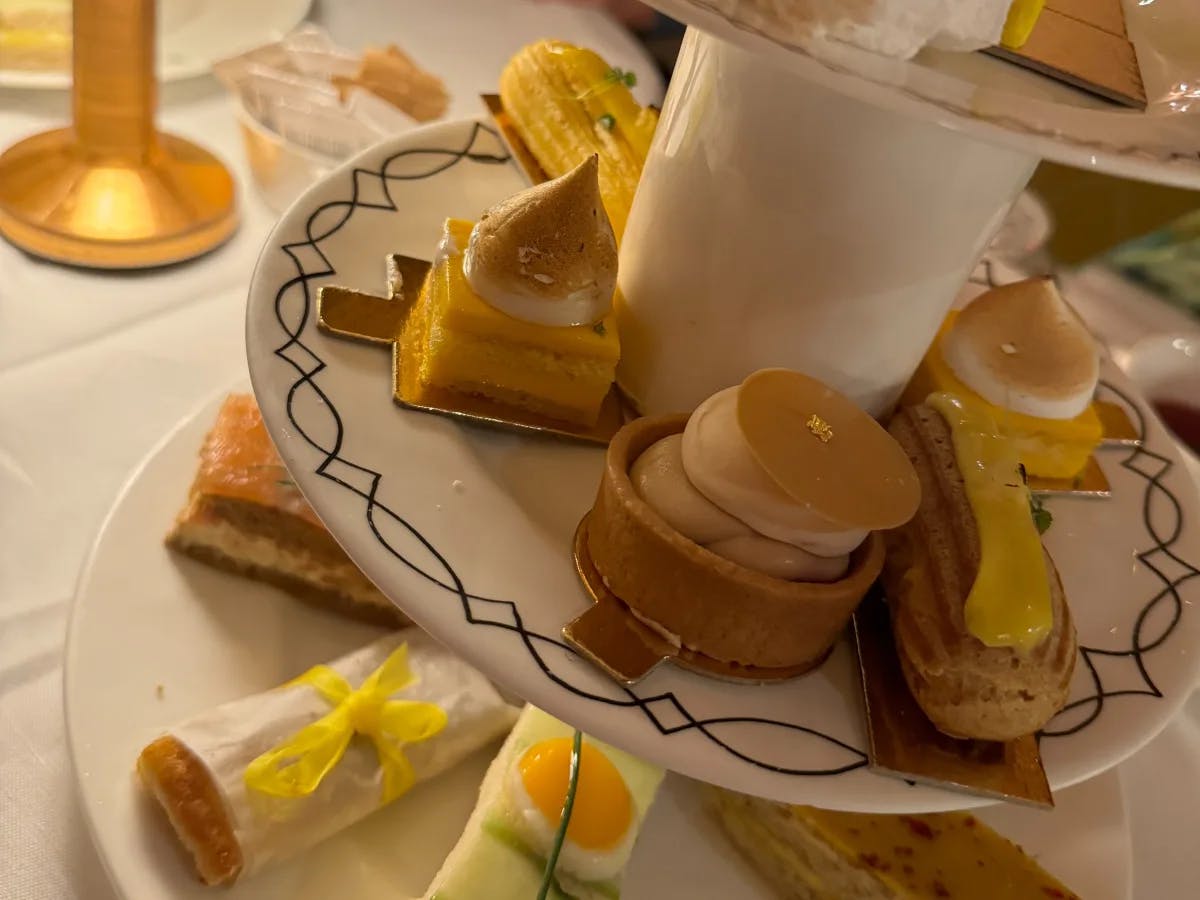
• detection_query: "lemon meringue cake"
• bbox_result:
[402,156,619,427]
[902,278,1102,479]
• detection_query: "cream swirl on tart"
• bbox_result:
[940,277,1099,421]
[630,370,921,581]
[630,434,850,581]
[463,154,617,327]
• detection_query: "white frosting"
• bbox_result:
[722,0,1010,59]
[631,434,851,581]
[462,156,617,327]
[680,388,868,557]
[168,631,518,878]
[943,331,1094,419]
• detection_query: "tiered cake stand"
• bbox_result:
[242,5,1200,814]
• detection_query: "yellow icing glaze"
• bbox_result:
[1001,0,1045,50]
[926,393,1052,652]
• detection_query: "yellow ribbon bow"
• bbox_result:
[244,643,448,805]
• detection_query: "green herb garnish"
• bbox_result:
[597,113,616,131]
[593,321,607,336]
[537,731,583,900]
[577,67,638,100]
[607,67,637,88]
[1030,495,1052,534]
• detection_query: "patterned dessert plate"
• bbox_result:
[62,385,1134,898]
[245,119,1200,812]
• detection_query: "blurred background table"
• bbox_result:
[0,2,1197,899]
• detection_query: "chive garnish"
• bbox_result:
[597,113,615,131]
[537,731,583,900]
[1030,496,1053,535]
[576,67,638,100]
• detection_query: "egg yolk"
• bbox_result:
[518,738,633,850]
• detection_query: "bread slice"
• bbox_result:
[883,405,1076,741]
[706,787,1082,899]
[166,394,405,627]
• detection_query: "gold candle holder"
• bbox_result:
[0,0,237,268]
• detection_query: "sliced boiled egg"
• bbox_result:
[505,737,637,884]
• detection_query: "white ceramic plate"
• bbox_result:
[647,0,1200,190]
[0,0,312,89]
[245,119,1200,812]
[64,386,1133,899]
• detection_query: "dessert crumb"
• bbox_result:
[451,479,465,493]
[155,684,165,699]
[1000,342,1017,355]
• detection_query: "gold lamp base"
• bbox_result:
[0,128,237,269]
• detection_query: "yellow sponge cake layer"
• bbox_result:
[902,316,1101,480]
[406,219,618,426]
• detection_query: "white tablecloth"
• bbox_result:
[0,3,660,897]
[1,4,1198,899]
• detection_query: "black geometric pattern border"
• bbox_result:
[262,120,1194,778]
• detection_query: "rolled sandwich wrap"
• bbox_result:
[882,403,1077,741]
[137,630,519,885]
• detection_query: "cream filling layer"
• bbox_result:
[175,518,383,607]
[631,434,849,582]
[167,631,519,878]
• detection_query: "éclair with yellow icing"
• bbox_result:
[882,400,1076,741]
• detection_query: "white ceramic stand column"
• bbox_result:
[616,28,1038,417]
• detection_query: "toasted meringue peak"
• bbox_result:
[942,278,1099,420]
[462,155,617,327]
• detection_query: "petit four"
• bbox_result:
[708,787,1082,899]
[401,156,620,427]
[883,396,1077,741]
[137,630,518,885]
[581,369,919,672]
[166,394,405,626]
[499,40,658,242]
[423,705,663,900]
[902,278,1103,480]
